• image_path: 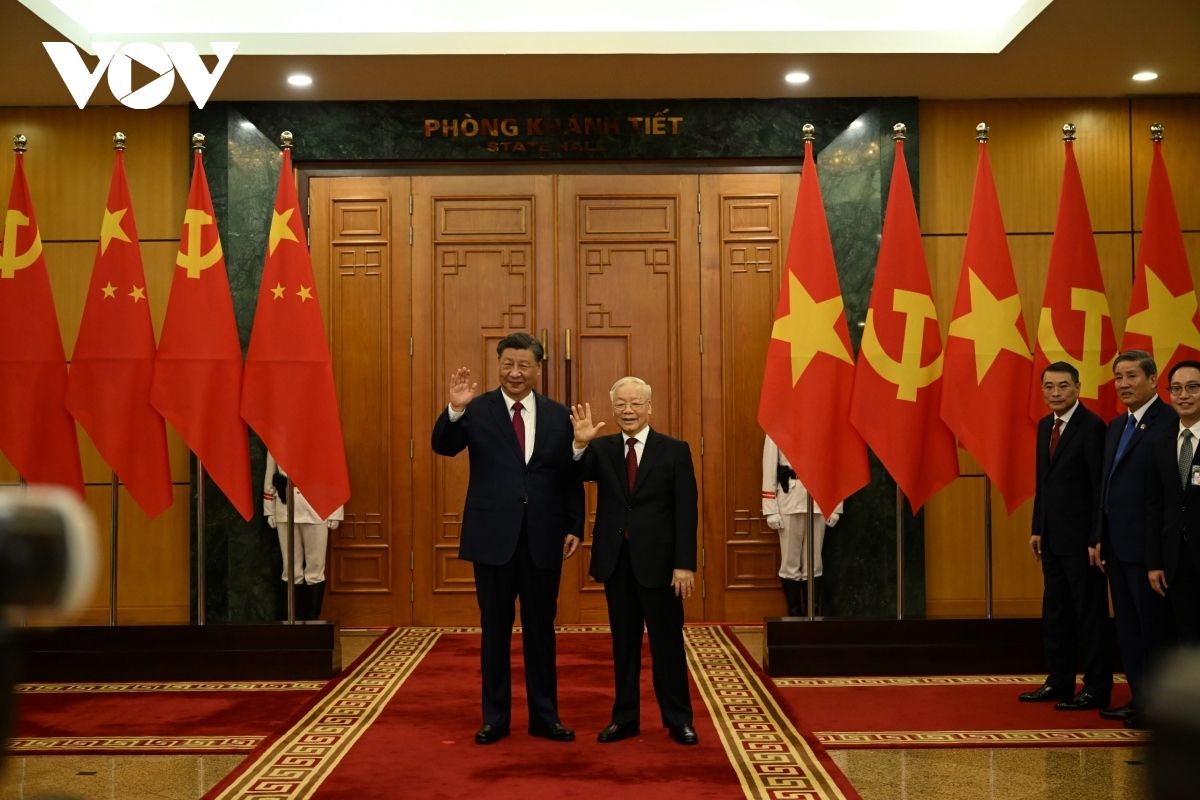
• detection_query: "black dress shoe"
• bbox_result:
[1054,689,1111,711]
[475,723,510,744]
[1099,702,1136,721]
[528,722,575,742]
[668,723,699,745]
[1018,683,1072,703]
[597,721,640,743]
[1124,713,1151,730]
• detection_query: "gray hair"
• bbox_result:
[1113,350,1157,378]
[609,376,652,403]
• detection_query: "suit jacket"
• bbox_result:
[576,428,698,588]
[431,388,584,569]
[1144,424,1200,581]
[1096,396,1175,562]
[1032,404,1106,556]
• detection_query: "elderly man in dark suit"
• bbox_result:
[1145,359,1200,646]
[1095,350,1175,729]
[432,332,584,745]
[1020,361,1111,710]
[570,377,699,746]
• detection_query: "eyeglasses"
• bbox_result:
[612,401,648,412]
[1168,383,1200,396]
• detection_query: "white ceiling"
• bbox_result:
[19,0,1053,55]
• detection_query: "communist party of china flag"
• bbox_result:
[759,125,870,516]
[940,125,1037,513]
[1121,123,1200,400]
[849,128,958,511]
[65,136,173,519]
[240,136,350,519]
[1029,126,1118,422]
[0,137,84,496]
[150,140,254,521]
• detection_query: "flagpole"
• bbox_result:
[197,460,206,625]
[287,482,297,624]
[19,477,28,627]
[805,494,816,621]
[895,486,904,620]
[109,470,119,626]
[984,476,994,620]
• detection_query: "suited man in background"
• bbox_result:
[431,332,584,745]
[1145,360,1200,646]
[570,377,699,746]
[1020,362,1112,710]
[1095,350,1175,728]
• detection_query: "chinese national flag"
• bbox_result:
[758,134,869,516]
[849,137,958,511]
[151,150,254,521]
[940,140,1037,513]
[239,148,349,519]
[1030,137,1118,422]
[0,147,84,496]
[65,147,173,519]
[1121,132,1200,401]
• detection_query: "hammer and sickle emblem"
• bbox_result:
[1036,288,1115,399]
[176,209,223,279]
[861,289,944,402]
[0,210,44,279]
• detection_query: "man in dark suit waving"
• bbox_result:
[432,332,584,745]
[1095,350,1174,728]
[1020,362,1111,710]
[570,377,699,745]
[1145,359,1200,646]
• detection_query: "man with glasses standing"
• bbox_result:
[1145,361,1200,646]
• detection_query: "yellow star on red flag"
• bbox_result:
[128,285,146,303]
[269,209,299,255]
[99,207,131,254]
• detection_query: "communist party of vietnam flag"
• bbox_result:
[940,125,1037,513]
[759,124,870,516]
[240,134,350,519]
[0,136,84,496]
[65,135,173,519]
[1029,125,1118,422]
[849,126,959,511]
[150,138,254,521]
[1121,123,1200,400]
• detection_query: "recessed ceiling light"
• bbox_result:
[1132,71,1158,81]
[785,72,810,85]
[287,74,313,87]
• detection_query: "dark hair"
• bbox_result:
[1167,360,1200,384]
[496,332,544,362]
[1041,361,1080,384]
[1113,350,1157,379]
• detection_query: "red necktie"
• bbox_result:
[512,401,526,461]
[625,438,638,539]
[1049,418,1062,458]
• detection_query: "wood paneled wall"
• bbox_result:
[919,98,1200,618]
[0,107,191,624]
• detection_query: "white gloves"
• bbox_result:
[827,513,840,527]
[766,514,784,531]
[328,520,340,530]
[266,517,277,529]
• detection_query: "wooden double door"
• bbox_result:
[308,171,799,626]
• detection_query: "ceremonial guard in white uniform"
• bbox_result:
[762,435,842,616]
[264,451,344,620]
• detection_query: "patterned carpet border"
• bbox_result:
[8,735,263,754]
[685,626,851,800]
[204,627,440,800]
[773,675,1129,688]
[816,729,1150,748]
[16,681,324,694]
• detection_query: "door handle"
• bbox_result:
[540,328,549,396]
[564,328,572,407]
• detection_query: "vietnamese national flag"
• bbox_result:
[849,137,958,511]
[1030,137,1118,422]
[1122,130,1200,401]
[151,150,254,521]
[240,147,350,519]
[65,146,173,519]
[758,134,869,516]
[940,139,1037,513]
[0,146,84,496]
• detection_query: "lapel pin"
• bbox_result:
[1140,424,1146,430]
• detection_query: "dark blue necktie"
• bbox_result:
[1105,414,1139,512]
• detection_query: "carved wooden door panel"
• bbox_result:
[411,175,557,626]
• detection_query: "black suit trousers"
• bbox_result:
[1170,538,1200,645]
[1040,549,1112,695]
[1107,551,1173,709]
[604,538,692,728]
[472,522,562,729]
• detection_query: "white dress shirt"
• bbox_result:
[572,424,651,463]
[1176,419,1200,462]
[1051,399,1079,433]
[447,391,537,464]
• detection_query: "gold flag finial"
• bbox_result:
[802,123,815,142]
[892,123,907,141]
[113,131,126,150]
[975,122,989,142]
[13,134,27,153]
[1150,122,1164,142]
[280,131,294,150]
[191,133,206,151]
[1062,123,1076,142]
